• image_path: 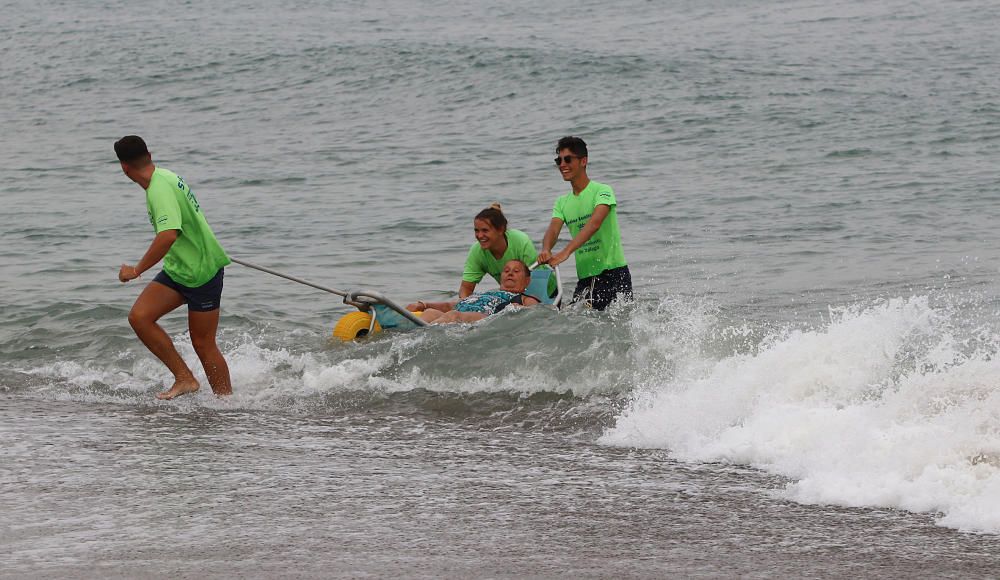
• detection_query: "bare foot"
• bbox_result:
[156,378,200,400]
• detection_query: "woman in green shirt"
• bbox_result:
[407,204,540,311]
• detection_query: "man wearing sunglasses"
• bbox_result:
[538,136,632,310]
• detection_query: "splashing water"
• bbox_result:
[602,296,1000,533]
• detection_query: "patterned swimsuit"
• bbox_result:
[454,290,526,316]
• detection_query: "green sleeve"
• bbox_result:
[552,195,565,221]
[147,181,182,233]
[512,231,539,264]
[596,186,617,208]
[461,242,487,283]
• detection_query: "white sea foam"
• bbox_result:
[602,296,1000,533]
[24,294,1000,533]
[21,319,625,409]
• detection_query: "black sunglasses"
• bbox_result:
[554,155,583,165]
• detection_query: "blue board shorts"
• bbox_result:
[153,268,224,312]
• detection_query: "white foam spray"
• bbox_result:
[602,296,1000,533]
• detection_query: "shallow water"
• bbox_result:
[5,399,1000,578]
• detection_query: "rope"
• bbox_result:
[229,257,349,298]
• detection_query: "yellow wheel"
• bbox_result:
[332,311,382,341]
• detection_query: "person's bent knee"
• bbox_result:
[421,309,444,323]
[128,306,155,330]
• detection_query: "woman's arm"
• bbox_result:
[414,299,457,312]
[458,280,477,299]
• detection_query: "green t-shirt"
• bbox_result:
[552,180,627,279]
[146,167,230,287]
[462,228,539,285]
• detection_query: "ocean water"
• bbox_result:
[3,0,1000,577]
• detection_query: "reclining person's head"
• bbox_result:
[499,260,531,293]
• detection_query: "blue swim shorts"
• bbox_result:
[153,268,224,312]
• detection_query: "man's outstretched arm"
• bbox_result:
[119,229,179,282]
